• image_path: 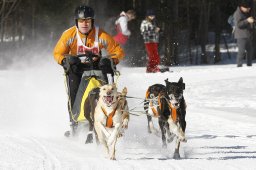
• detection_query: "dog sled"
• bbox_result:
[63,52,119,142]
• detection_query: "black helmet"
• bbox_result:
[74,5,94,20]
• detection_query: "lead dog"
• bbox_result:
[94,84,129,160]
[144,77,187,159]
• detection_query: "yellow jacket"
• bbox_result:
[53,26,125,64]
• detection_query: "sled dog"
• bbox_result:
[144,77,187,159]
[94,84,129,160]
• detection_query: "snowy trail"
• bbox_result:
[0,61,256,169]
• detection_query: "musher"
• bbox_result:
[53,5,124,135]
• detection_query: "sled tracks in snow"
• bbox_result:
[28,137,62,170]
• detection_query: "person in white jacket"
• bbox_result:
[114,10,136,45]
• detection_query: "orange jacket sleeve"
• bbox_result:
[53,32,71,65]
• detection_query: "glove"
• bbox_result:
[66,56,81,65]
[61,58,69,71]
[99,58,114,75]
[61,57,81,73]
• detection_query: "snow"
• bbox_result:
[0,57,256,170]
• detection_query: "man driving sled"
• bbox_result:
[53,5,124,137]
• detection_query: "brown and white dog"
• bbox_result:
[94,83,129,160]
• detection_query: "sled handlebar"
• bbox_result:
[63,52,117,72]
[64,53,116,60]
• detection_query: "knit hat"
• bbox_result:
[146,9,155,16]
[239,0,252,8]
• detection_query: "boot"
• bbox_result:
[64,121,78,137]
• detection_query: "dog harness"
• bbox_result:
[148,95,177,122]
[168,104,177,122]
[101,106,117,128]
[149,97,161,117]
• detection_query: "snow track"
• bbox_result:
[29,137,62,170]
[0,135,62,170]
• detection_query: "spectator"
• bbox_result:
[234,0,254,67]
[140,9,161,73]
[113,10,136,46]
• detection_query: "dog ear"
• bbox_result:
[164,78,169,86]
[178,77,185,90]
[178,77,183,84]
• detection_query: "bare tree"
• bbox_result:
[198,0,210,64]
[186,0,193,64]
[0,0,21,43]
[214,1,221,63]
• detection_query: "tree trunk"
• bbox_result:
[199,0,210,64]
[31,1,35,41]
[172,0,179,65]
[161,0,173,66]
[0,0,6,43]
[186,0,192,64]
[81,0,90,5]
[214,2,221,63]
[161,0,180,66]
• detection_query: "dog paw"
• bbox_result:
[85,133,94,144]
[179,129,187,141]
[121,87,127,96]
[122,124,128,129]
[117,133,123,138]
[173,152,181,159]
[110,156,116,160]
[122,119,129,129]
[178,133,185,140]
[178,134,187,142]
[180,138,187,143]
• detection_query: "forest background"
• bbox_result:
[1,0,255,68]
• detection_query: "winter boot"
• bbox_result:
[64,122,78,137]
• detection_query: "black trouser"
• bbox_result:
[99,58,115,84]
[65,66,83,123]
[237,38,253,66]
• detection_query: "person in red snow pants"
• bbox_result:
[140,9,161,73]
[145,43,160,72]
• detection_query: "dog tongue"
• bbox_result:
[104,96,113,104]
[106,96,113,102]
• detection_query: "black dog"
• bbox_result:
[144,77,186,159]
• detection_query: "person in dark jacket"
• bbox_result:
[234,0,254,67]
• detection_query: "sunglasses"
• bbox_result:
[77,18,92,23]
